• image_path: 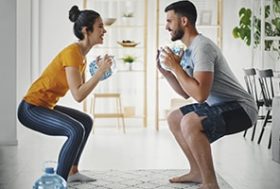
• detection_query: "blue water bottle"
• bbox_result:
[33,167,67,189]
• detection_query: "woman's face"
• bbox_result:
[88,17,107,45]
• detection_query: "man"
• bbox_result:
[157,1,257,189]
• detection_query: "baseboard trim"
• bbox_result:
[0,139,18,146]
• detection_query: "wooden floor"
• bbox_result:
[0,122,280,189]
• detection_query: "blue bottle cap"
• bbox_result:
[45,167,55,174]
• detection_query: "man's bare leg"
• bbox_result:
[167,110,202,183]
[181,112,219,189]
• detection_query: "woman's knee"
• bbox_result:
[68,122,86,142]
[69,114,92,141]
[82,114,93,133]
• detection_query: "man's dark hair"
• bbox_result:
[165,0,197,26]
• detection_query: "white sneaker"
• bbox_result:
[67,172,96,183]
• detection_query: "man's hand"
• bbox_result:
[156,49,173,78]
[160,47,183,72]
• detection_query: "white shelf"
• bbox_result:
[84,0,148,127]
[158,24,220,29]
[107,25,145,28]
[252,0,280,69]
[117,70,145,73]
[264,36,280,41]
[94,46,144,49]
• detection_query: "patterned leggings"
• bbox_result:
[17,100,93,180]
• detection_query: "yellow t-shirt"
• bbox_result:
[24,43,86,109]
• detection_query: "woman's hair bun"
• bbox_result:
[69,5,81,22]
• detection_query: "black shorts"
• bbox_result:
[180,101,252,143]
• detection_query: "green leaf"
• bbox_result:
[265,40,273,50]
[265,5,270,18]
[232,27,240,38]
[239,8,246,17]
[122,55,136,63]
[245,8,252,18]
[265,22,273,36]
[273,0,280,13]
[272,17,280,32]
[246,38,251,46]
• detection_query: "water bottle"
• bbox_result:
[159,46,184,71]
[89,55,117,80]
[33,167,67,189]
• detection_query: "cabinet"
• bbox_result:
[83,0,148,128]
[272,96,280,163]
[252,0,280,69]
[155,0,223,130]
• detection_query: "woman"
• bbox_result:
[17,5,112,182]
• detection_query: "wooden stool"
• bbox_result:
[90,93,125,133]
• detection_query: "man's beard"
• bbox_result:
[171,27,184,41]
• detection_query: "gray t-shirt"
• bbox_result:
[180,34,258,125]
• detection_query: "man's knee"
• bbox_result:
[167,109,182,133]
[180,112,203,138]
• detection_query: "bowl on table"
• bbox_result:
[117,40,139,48]
[103,18,116,26]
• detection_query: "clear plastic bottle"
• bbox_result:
[159,46,184,71]
[33,167,67,189]
[89,55,117,81]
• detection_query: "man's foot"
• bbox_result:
[67,172,96,183]
[198,183,219,189]
[169,173,202,183]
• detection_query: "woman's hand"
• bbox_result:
[96,54,112,73]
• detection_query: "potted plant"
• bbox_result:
[232,1,280,56]
[122,12,134,25]
[122,12,134,18]
[122,55,137,71]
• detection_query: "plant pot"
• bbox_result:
[128,64,133,71]
[122,16,134,25]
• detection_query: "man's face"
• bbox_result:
[165,10,184,41]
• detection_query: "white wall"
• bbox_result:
[17,0,84,109]
[0,0,17,145]
[37,0,83,110]
[222,0,253,86]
